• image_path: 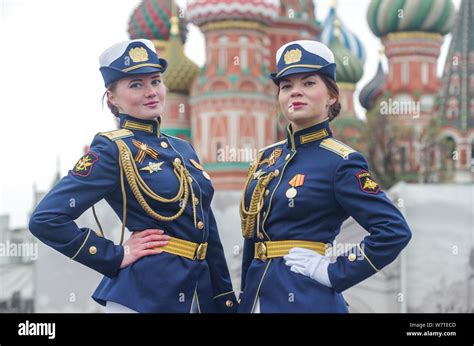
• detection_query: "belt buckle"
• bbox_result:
[256,242,268,261]
[195,242,208,260]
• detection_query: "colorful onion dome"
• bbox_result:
[128,0,188,43]
[367,0,455,37]
[359,60,385,110]
[187,0,279,27]
[320,4,366,63]
[163,17,200,93]
[329,20,364,84]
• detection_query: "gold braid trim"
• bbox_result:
[240,154,261,237]
[240,152,278,238]
[118,156,127,245]
[121,142,184,203]
[116,139,196,223]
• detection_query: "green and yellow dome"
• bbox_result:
[162,17,199,93]
[329,21,364,85]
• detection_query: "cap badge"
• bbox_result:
[129,47,149,63]
[284,49,302,65]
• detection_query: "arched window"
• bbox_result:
[420,95,434,112]
[401,62,409,85]
[239,36,249,71]
[218,36,228,72]
[449,75,460,95]
[448,108,458,119]
[446,97,459,119]
[421,62,429,85]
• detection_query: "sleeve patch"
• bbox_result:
[355,170,380,194]
[72,152,99,177]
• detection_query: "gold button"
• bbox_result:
[348,253,356,262]
[285,154,290,161]
[174,158,181,164]
[89,246,97,255]
[197,221,204,230]
[188,176,193,183]
[265,189,270,197]
[274,169,279,176]
[161,141,168,148]
[194,197,199,205]
[226,300,234,308]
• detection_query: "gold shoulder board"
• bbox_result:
[99,129,134,141]
[320,138,355,158]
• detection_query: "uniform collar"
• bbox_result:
[119,113,161,137]
[286,118,332,150]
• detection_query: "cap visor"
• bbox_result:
[270,65,335,85]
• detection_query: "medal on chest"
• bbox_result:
[140,161,164,174]
[132,139,159,164]
[286,174,305,199]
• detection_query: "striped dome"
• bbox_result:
[187,0,279,26]
[330,37,364,84]
[128,0,188,43]
[359,61,385,110]
[320,6,366,63]
[367,0,455,37]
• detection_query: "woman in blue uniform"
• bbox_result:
[238,40,412,313]
[29,39,237,313]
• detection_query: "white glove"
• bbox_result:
[283,247,332,288]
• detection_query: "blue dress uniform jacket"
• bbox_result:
[238,120,412,313]
[29,114,237,313]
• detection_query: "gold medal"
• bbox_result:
[286,187,297,199]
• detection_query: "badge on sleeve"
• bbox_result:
[355,170,380,194]
[72,152,99,177]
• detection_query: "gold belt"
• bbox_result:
[254,240,327,261]
[156,236,208,260]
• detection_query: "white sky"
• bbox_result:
[0,0,460,229]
